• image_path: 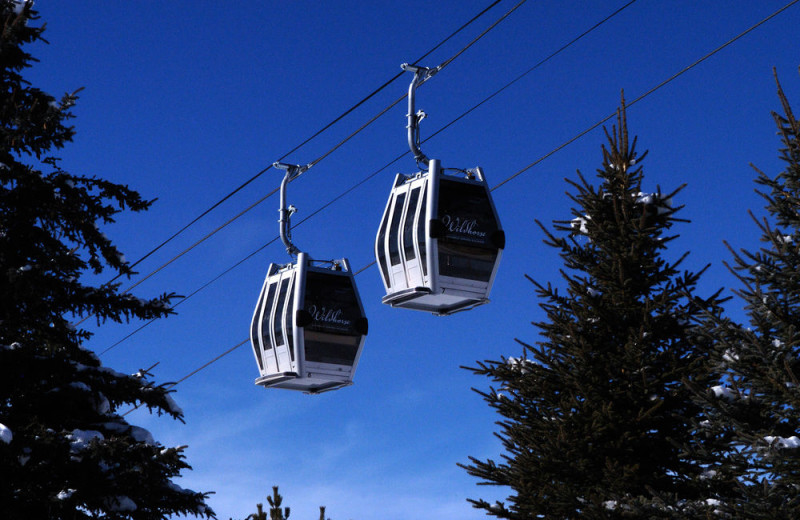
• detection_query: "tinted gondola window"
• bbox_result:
[260,282,278,350]
[438,242,498,282]
[403,188,420,261]
[274,278,290,347]
[376,201,391,284]
[251,285,267,370]
[284,280,295,360]
[302,272,364,366]
[303,333,361,366]
[437,179,499,248]
[417,189,427,276]
[436,179,500,282]
[388,193,406,266]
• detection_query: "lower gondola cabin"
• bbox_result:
[375,159,504,315]
[250,253,368,394]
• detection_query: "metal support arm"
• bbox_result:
[273,162,309,257]
[401,63,439,167]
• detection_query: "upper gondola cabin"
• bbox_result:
[375,158,504,315]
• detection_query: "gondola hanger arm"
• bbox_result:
[273,162,311,258]
[401,63,441,168]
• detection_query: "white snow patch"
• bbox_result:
[129,426,155,445]
[603,500,617,510]
[765,435,800,449]
[167,482,193,494]
[57,489,76,500]
[587,287,601,297]
[506,356,533,374]
[723,349,739,363]
[67,429,104,451]
[69,382,91,392]
[95,393,111,415]
[711,385,738,401]
[164,393,183,415]
[571,216,590,234]
[105,496,137,512]
[12,0,27,15]
[636,192,672,214]
[0,423,12,444]
[700,469,717,480]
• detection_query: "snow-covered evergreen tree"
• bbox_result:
[698,68,800,519]
[0,2,214,518]
[461,99,725,518]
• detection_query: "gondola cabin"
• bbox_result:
[375,159,504,315]
[250,253,368,394]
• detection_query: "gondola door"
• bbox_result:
[271,268,295,373]
[400,181,427,288]
[255,268,280,374]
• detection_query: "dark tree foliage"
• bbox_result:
[461,99,726,519]
[0,2,214,518]
[696,68,800,519]
[237,486,331,520]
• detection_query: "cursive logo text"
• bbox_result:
[307,305,351,327]
[441,214,487,238]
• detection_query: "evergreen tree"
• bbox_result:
[265,486,290,520]
[461,99,725,518]
[0,2,214,518]
[239,486,333,520]
[698,68,800,519]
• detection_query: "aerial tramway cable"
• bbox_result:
[105,0,636,355]
[77,0,507,328]
[117,0,800,403]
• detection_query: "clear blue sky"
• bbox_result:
[26,1,800,518]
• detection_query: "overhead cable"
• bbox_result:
[102,0,635,355]
[97,0,504,290]
[491,0,800,191]
[131,0,800,396]
[82,0,524,331]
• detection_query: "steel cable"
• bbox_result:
[137,0,800,397]
[79,0,506,327]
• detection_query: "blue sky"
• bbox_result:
[25,1,800,518]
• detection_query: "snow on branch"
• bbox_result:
[764,435,800,449]
[0,423,12,444]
